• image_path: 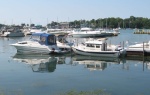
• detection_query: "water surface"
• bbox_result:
[0,29,150,95]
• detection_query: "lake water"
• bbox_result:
[0,29,150,95]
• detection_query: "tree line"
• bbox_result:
[68,16,150,29]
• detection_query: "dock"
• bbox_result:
[134,29,150,34]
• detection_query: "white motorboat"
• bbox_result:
[126,41,150,56]
[113,28,120,34]
[69,27,100,38]
[56,35,73,52]
[1,28,25,37]
[72,38,125,57]
[29,27,43,34]
[47,28,70,35]
[23,26,45,35]
[69,27,114,38]
[10,33,69,54]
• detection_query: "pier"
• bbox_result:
[134,29,150,34]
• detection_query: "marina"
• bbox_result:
[1,0,150,94]
[0,29,150,95]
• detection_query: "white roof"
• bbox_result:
[81,27,92,31]
[85,40,105,45]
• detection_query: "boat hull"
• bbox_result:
[11,43,60,54]
[1,32,25,37]
[72,47,120,57]
[126,48,150,56]
[71,33,113,38]
[7,33,25,37]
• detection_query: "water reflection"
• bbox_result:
[71,55,121,71]
[12,53,150,72]
[74,60,108,71]
[13,54,59,72]
[72,55,150,71]
[125,56,150,71]
[147,62,150,70]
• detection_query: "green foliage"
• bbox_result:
[0,24,5,28]
[68,16,150,29]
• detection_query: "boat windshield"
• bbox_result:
[40,36,47,44]
[31,35,40,42]
[30,33,57,45]
[47,35,56,45]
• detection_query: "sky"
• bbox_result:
[0,0,150,26]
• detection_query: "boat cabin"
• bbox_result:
[31,33,56,45]
[83,39,108,51]
[57,35,68,43]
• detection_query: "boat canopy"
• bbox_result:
[31,33,56,45]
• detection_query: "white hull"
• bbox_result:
[14,46,52,54]
[71,33,98,38]
[72,47,120,57]
[47,29,70,35]
[57,41,71,48]
[1,32,25,37]
[70,32,114,38]
[126,42,150,56]
[11,41,61,54]
[126,48,150,52]
[126,48,150,56]
[48,31,69,35]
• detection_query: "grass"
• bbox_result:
[58,89,111,95]
[0,89,110,95]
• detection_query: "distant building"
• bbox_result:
[30,24,35,27]
[59,22,69,29]
[47,22,69,29]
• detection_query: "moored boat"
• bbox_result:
[1,27,25,37]
[69,27,102,38]
[72,38,125,57]
[10,33,69,54]
[69,27,117,38]
[126,41,150,56]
